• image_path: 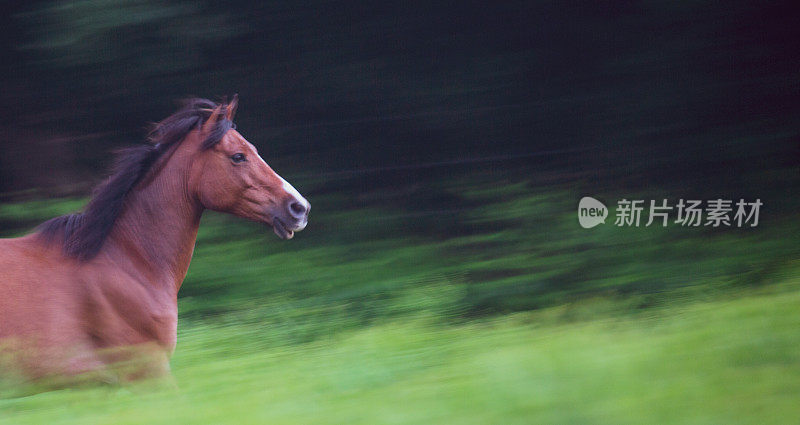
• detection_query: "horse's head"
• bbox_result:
[188,98,309,239]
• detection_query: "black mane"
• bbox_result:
[37,98,235,261]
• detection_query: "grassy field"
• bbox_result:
[1,181,798,423]
[1,277,799,424]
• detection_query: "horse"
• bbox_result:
[0,97,310,386]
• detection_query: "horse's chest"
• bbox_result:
[86,279,178,351]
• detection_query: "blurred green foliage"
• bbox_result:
[1,180,797,346]
[17,0,241,70]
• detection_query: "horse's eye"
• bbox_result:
[231,153,246,163]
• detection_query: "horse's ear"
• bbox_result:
[226,94,238,121]
[201,104,224,134]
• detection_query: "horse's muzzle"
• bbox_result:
[271,198,309,240]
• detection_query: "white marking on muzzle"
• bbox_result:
[280,176,309,230]
[280,177,308,208]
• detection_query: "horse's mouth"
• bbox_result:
[272,218,295,240]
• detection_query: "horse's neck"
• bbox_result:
[105,150,202,294]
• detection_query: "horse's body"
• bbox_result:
[0,98,309,384]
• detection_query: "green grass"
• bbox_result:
[1,181,799,423]
[2,278,799,424]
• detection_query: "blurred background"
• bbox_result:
[1,1,799,423]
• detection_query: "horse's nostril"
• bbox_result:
[289,201,307,217]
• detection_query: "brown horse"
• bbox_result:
[0,97,309,385]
